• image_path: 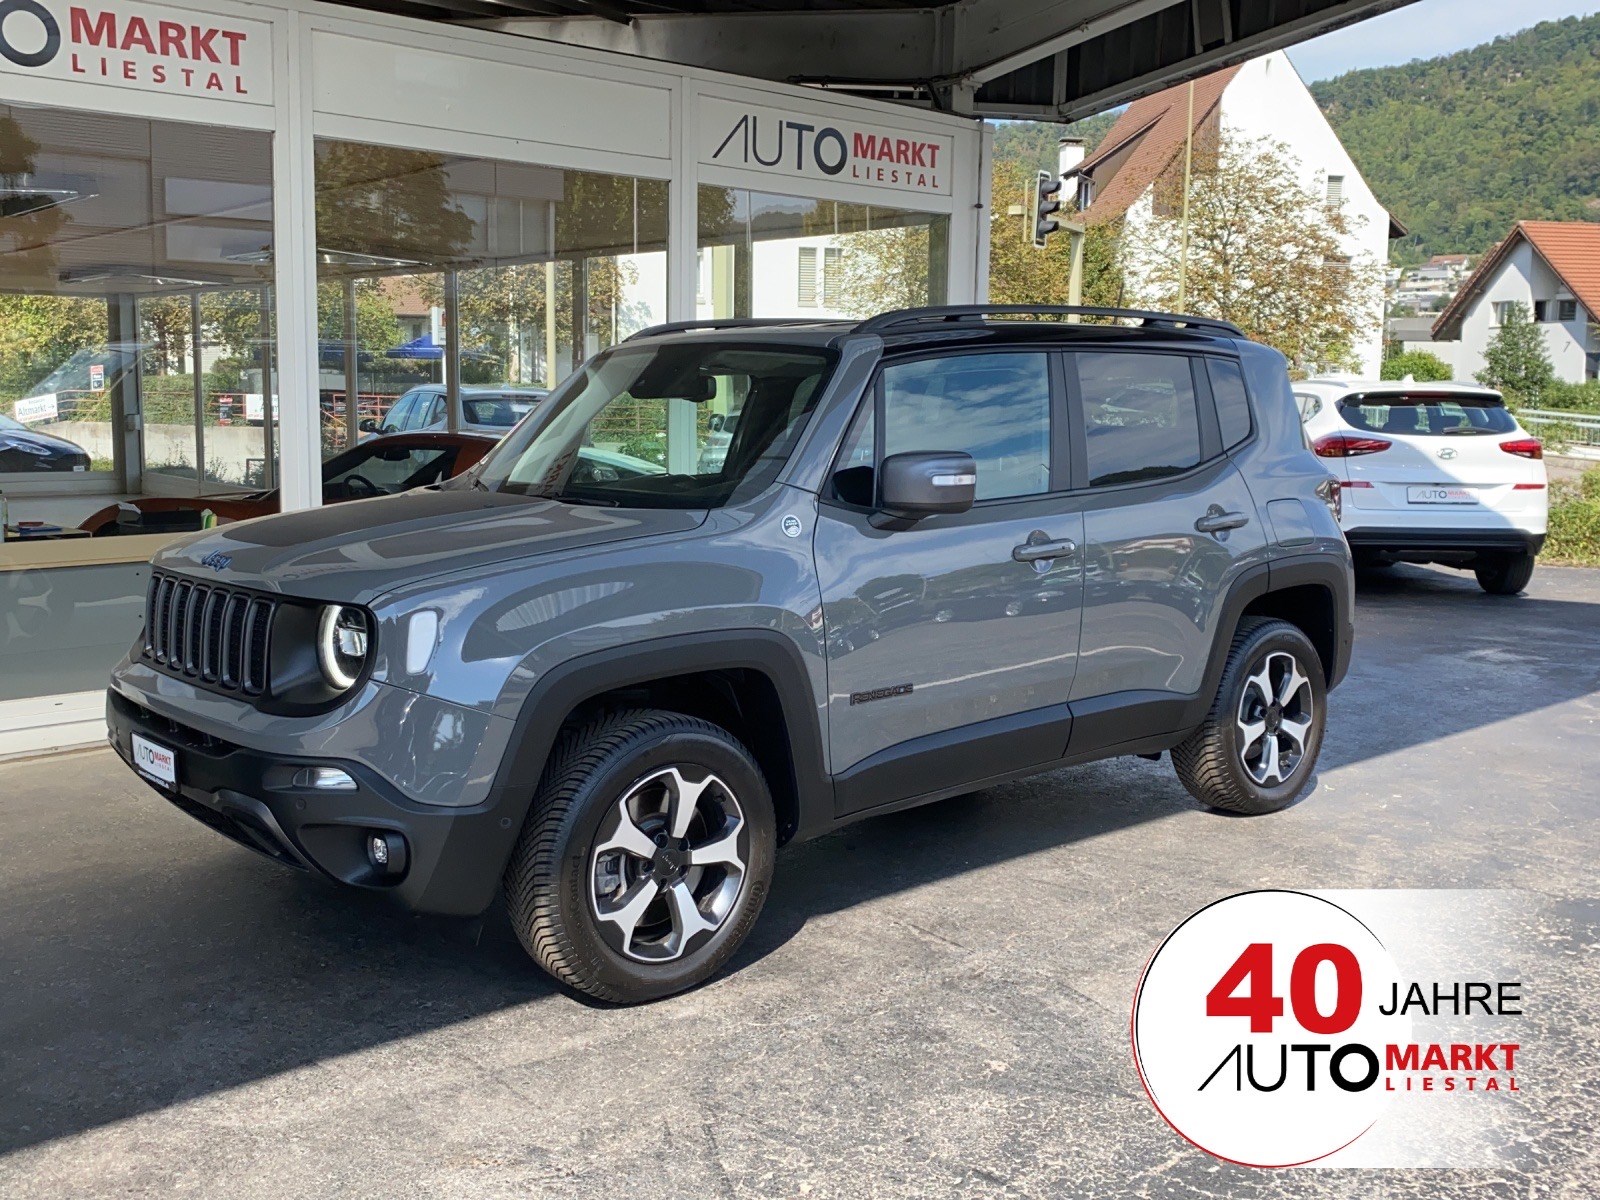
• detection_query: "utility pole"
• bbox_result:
[1177,79,1196,310]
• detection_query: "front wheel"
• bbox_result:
[504,709,776,1004]
[1171,618,1328,815]
[1474,552,1536,596]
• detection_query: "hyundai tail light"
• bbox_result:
[1499,438,1543,460]
[1313,434,1391,458]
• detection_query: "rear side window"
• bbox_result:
[1207,359,1253,448]
[880,353,1052,501]
[1076,352,1202,487]
[1338,395,1517,437]
[463,396,536,427]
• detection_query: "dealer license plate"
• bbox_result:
[1407,485,1479,506]
[132,734,178,789]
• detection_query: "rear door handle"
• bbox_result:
[1013,536,1078,563]
[1194,510,1250,534]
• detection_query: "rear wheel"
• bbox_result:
[1172,618,1327,815]
[504,709,775,1004]
[1474,552,1535,596]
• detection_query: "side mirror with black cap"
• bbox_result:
[359,418,379,434]
[872,451,977,527]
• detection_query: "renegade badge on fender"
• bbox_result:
[108,306,1354,1004]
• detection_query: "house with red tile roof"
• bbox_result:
[1065,52,1398,377]
[1432,221,1600,385]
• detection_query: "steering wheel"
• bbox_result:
[342,473,379,498]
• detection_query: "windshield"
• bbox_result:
[469,342,834,509]
[1338,393,1517,437]
[0,413,25,433]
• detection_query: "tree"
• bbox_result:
[985,150,1122,309]
[1381,349,1454,382]
[1475,301,1554,406]
[832,223,942,317]
[0,295,108,403]
[1120,131,1385,374]
[315,280,404,353]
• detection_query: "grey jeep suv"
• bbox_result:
[107,306,1353,1004]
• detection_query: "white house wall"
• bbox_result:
[1219,52,1390,377]
[1453,244,1595,385]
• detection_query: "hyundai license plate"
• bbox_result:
[1407,485,1478,505]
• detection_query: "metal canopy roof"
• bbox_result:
[329,0,1419,121]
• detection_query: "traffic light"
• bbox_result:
[1031,170,1064,249]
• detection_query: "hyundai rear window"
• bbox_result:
[1337,394,1517,437]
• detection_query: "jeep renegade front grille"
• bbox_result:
[144,572,275,696]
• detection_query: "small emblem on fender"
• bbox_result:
[781,514,804,538]
[849,683,914,706]
[200,551,233,572]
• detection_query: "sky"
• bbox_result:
[1286,0,1600,81]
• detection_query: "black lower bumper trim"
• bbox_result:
[1344,527,1544,557]
[106,687,512,916]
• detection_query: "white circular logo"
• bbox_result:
[1132,890,1409,1167]
[781,514,803,538]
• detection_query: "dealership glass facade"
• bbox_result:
[0,104,277,525]
[0,0,979,732]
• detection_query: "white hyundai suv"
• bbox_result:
[1297,379,1548,594]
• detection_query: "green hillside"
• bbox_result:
[990,112,1120,175]
[1312,14,1600,262]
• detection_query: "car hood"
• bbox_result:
[0,427,87,457]
[154,488,708,604]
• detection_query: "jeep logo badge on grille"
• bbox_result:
[200,551,233,572]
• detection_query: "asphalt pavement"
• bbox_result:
[2,562,1596,1198]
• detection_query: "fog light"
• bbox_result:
[294,766,357,791]
[366,830,408,878]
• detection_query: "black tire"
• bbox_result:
[504,708,775,1004]
[1474,552,1536,596]
[1171,617,1328,816]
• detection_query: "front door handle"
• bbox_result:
[1194,510,1250,535]
[1013,534,1078,563]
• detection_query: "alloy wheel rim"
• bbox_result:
[589,766,748,963]
[1235,651,1314,787]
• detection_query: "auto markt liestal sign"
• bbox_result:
[700,96,954,198]
[0,0,272,101]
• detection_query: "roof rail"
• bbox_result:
[623,318,837,342]
[853,305,1246,339]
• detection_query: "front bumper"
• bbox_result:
[1344,527,1545,559]
[107,688,518,915]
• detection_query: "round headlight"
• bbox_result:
[317,605,370,691]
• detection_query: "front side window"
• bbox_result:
[1077,353,1202,487]
[472,342,832,510]
[380,393,417,433]
[879,353,1052,501]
